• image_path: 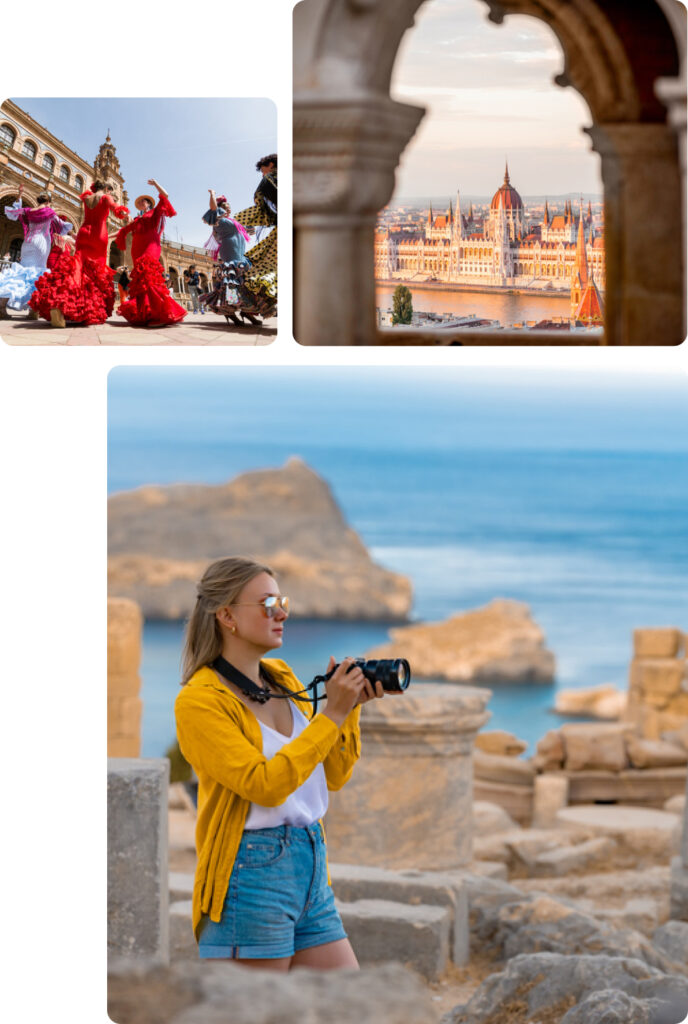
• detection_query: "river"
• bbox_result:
[376,284,573,327]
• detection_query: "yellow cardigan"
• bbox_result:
[174,659,361,940]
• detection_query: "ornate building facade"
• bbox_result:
[374,165,606,297]
[0,100,214,300]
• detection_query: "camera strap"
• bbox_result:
[211,655,320,713]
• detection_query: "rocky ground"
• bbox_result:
[0,308,276,346]
[111,788,687,1024]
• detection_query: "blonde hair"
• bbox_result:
[181,556,274,684]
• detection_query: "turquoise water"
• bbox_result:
[107,367,688,758]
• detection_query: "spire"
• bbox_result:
[427,202,433,226]
[504,159,510,185]
[544,199,550,225]
[454,189,463,241]
[575,199,589,288]
[448,198,453,223]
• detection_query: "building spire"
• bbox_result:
[504,158,510,184]
[575,199,589,287]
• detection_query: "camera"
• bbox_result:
[330,658,411,693]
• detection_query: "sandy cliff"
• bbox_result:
[108,457,412,621]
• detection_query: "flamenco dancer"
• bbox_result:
[0,184,72,319]
[201,190,263,325]
[114,179,186,328]
[233,154,277,297]
[30,180,129,327]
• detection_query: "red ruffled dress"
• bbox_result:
[30,193,129,325]
[114,195,186,326]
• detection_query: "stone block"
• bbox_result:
[632,658,684,705]
[670,856,688,920]
[472,778,533,825]
[329,862,468,965]
[169,872,194,902]
[633,628,683,659]
[626,735,687,769]
[107,597,143,676]
[108,668,142,699]
[107,695,143,738]
[567,766,687,806]
[108,736,140,758]
[532,773,569,828]
[561,723,629,772]
[108,758,170,968]
[474,730,528,757]
[532,837,617,877]
[169,962,434,1024]
[473,749,535,786]
[556,804,679,861]
[336,898,450,980]
[169,900,197,962]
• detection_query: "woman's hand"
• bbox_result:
[320,657,383,727]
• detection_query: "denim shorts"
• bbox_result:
[197,822,347,959]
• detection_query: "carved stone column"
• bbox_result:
[588,122,683,345]
[324,684,492,870]
[293,95,424,345]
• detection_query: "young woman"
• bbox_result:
[0,184,72,316]
[175,556,384,970]
[114,178,186,327]
[30,180,129,326]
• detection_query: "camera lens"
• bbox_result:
[395,659,410,690]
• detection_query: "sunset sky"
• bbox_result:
[391,0,602,199]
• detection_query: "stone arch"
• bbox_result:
[294,0,686,345]
[168,266,180,293]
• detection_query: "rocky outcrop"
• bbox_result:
[366,599,555,683]
[442,952,688,1024]
[108,458,412,621]
[554,683,627,720]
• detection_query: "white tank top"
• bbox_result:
[244,702,329,829]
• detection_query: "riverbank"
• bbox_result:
[376,277,572,297]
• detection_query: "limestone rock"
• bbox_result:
[664,793,686,815]
[561,722,630,772]
[365,599,555,683]
[166,962,436,1024]
[652,921,688,969]
[108,458,412,621]
[662,722,688,754]
[473,801,520,836]
[554,683,627,720]
[475,730,528,757]
[442,952,688,1024]
[556,804,680,862]
[626,736,688,769]
[473,749,535,787]
[533,728,565,771]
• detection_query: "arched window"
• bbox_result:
[74,175,84,192]
[0,124,16,148]
[22,139,37,161]
[59,165,70,183]
[42,154,55,173]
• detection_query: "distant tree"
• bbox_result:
[391,284,413,325]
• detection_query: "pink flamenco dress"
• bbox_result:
[114,195,186,326]
[30,192,129,326]
[0,201,72,309]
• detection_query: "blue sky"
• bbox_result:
[391,0,601,197]
[12,98,276,247]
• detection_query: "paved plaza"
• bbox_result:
[0,310,276,346]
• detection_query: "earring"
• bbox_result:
[231,625,236,634]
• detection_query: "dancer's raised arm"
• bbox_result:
[147,178,168,199]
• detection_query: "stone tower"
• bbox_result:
[93,131,127,206]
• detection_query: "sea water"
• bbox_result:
[108,367,688,758]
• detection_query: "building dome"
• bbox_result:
[490,163,523,211]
